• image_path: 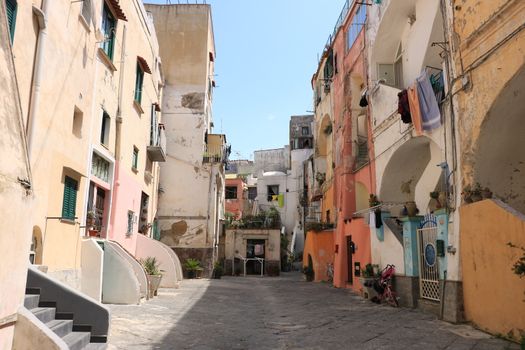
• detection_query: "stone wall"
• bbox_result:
[173,247,215,278]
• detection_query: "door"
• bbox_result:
[417,214,440,301]
[346,236,353,284]
[246,239,265,275]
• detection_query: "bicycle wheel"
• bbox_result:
[386,288,399,307]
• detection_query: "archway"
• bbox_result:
[379,136,443,214]
[474,66,525,213]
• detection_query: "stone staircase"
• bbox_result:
[355,140,369,170]
[24,288,106,350]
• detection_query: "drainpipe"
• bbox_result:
[26,0,49,162]
[109,24,126,240]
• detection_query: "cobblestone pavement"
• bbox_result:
[108,273,518,350]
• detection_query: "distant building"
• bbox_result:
[146,4,228,277]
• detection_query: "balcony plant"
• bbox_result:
[184,258,203,279]
[141,257,163,298]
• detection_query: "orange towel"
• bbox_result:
[408,83,423,136]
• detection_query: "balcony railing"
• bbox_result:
[147,125,166,162]
[203,134,229,164]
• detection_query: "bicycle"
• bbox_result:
[365,264,399,307]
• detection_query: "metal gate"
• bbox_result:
[417,214,440,301]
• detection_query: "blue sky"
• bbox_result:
[147,0,345,159]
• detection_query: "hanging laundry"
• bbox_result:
[397,89,412,124]
[416,71,441,131]
[254,244,264,256]
[277,194,284,208]
[407,83,423,136]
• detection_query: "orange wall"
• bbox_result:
[321,184,334,223]
[225,178,245,219]
[303,230,334,282]
[333,218,372,292]
[460,199,525,341]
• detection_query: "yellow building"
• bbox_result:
[0,2,33,346]
[9,0,164,290]
[448,0,525,341]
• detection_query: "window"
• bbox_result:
[91,152,110,182]
[101,3,116,60]
[225,186,238,199]
[126,210,134,235]
[6,0,17,43]
[248,187,257,200]
[62,176,78,220]
[72,107,83,138]
[132,147,139,170]
[302,126,310,136]
[81,0,92,26]
[100,111,110,145]
[324,50,334,81]
[267,185,279,202]
[347,5,365,52]
[134,62,144,103]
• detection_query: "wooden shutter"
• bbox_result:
[5,0,17,42]
[62,176,78,220]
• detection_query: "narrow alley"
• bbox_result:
[109,274,517,350]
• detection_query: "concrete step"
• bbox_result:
[46,319,73,338]
[84,343,108,350]
[31,307,56,323]
[24,294,40,310]
[63,332,91,350]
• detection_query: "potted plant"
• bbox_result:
[359,263,378,300]
[315,172,326,186]
[141,257,163,298]
[429,191,441,211]
[401,180,418,216]
[462,184,473,204]
[481,186,493,199]
[184,258,202,279]
[212,261,224,279]
[302,265,314,282]
[471,183,483,202]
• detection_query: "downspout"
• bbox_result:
[26,0,49,162]
[109,24,127,240]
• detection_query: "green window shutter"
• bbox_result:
[135,63,144,103]
[62,176,78,220]
[5,0,17,43]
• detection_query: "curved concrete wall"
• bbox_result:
[102,243,141,305]
[107,241,148,300]
[135,234,183,288]
[81,239,104,302]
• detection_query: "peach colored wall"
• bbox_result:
[109,161,141,255]
[333,218,372,291]
[321,184,334,223]
[225,178,244,219]
[460,199,525,341]
[303,230,335,282]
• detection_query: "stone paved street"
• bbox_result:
[108,273,518,350]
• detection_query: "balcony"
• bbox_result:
[147,125,166,162]
[203,134,229,164]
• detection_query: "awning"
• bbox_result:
[106,0,127,21]
[137,56,152,74]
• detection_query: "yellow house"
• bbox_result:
[449,0,525,341]
[9,0,164,290]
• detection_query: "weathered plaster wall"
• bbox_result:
[225,229,281,262]
[303,230,334,283]
[0,2,33,346]
[460,200,525,341]
[253,147,291,175]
